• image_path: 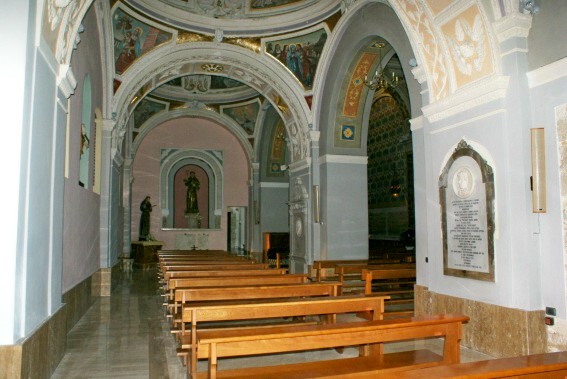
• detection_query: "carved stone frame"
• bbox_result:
[439,140,495,281]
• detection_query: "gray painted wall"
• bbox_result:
[320,160,369,260]
[527,0,567,70]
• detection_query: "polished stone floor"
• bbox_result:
[51,265,493,379]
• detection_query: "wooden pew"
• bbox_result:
[349,351,567,379]
[194,313,469,379]
[163,268,288,281]
[173,282,341,314]
[181,295,387,375]
[166,274,309,299]
[163,274,310,314]
[362,267,416,318]
[311,259,369,282]
[160,263,270,282]
[334,263,416,295]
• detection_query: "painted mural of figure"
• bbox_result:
[115,27,143,74]
[139,196,153,241]
[286,45,302,82]
[280,45,289,64]
[184,171,200,214]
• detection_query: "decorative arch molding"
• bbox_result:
[129,107,254,166]
[159,148,224,229]
[313,0,505,129]
[111,42,311,162]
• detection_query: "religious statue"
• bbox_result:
[139,196,153,241]
[184,171,200,214]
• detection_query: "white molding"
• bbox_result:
[289,157,311,173]
[57,64,77,99]
[260,182,290,188]
[309,130,320,142]
[319,154,367,165]
[411,65,427,85]
[422,76,510,123]
[493,13,532,43]
[410,116,424,132]
[429,108,506,135]
[527,58,567,89]
[38,36,58,74]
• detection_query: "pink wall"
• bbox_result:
[131,117,250,250]
[62,7,103,292]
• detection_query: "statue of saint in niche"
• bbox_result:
[184,171,200,214]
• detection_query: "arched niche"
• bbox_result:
[159,148,223,229]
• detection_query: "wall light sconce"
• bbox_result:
[531,128,546,213]
[312,185,320,223]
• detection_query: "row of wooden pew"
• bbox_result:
[157,250,472,378]
[310,259,417,319]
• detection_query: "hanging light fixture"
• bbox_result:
[364,42,399,91]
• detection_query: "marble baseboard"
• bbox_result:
[0,305,67,379]
[63,275,95,332]
[0,270,103,379]
[415,285,547,358]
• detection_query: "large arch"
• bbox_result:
[111,42,312,163]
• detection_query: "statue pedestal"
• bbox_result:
[185,213,201,229]
[130,241,163,267]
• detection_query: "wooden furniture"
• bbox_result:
[163,268,287,281]
[165,274,309,299]
[172,282,341,313]
[130,241,163,266]
[334,263,416,295]
[194,313,469,379]
[349,351,567,379]
[363,267,416,318]
[181,295,387,376]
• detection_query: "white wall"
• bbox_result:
[0,1,31,344]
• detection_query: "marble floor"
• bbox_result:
[51,265,493,379]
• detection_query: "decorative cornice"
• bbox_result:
[410,116,424,132]
[289,157,312,173]
[319,154,367,165]
[411,65,427,85]
[422,76,510,123]
[493,13,532,43]
[309,131,321,143]
[527,57,567,88]
[57,64,77,98]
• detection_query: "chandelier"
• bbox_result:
[364,42,399,91]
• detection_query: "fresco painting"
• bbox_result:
[133,98,167,128]
[113,8,173,75]
[222,101,260,135]
[265,28,327,89]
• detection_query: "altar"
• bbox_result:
[130,241,164,266]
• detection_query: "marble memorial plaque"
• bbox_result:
[439,140,495,281]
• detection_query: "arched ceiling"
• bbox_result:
[121,0,341,36]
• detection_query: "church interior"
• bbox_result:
[2,0,567,377]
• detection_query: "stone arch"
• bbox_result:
[111,42,311,163]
